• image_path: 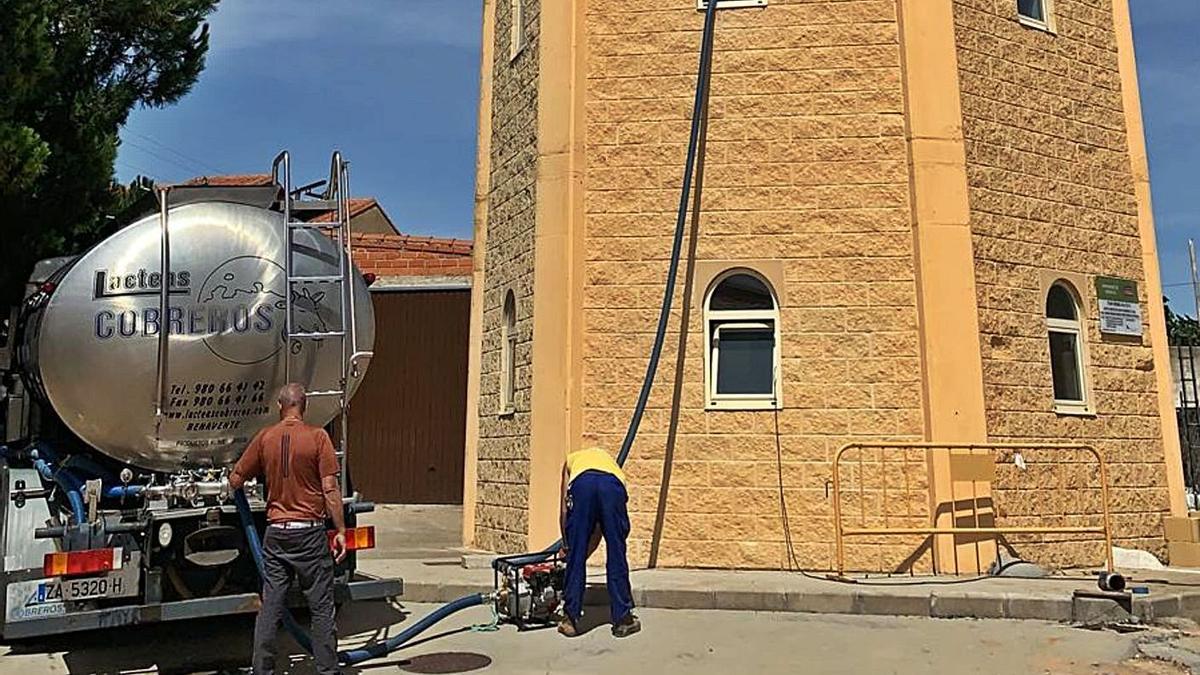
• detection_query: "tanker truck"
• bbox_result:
[0,151,400,639]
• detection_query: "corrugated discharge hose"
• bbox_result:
[236,0,721,665]
[493,0,719,573]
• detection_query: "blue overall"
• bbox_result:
[563,469,634,625]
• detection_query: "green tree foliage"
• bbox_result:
[0,0,217,304]
[1166,297,1200,345]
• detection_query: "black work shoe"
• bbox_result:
[558,616,580,637]
[612,613,641,638]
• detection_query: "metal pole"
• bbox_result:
[337,156,351,498]
[277,152,293,384]
[833,445,846,576]
[154,187,171,435]
[342,159,358,366]
[1189,239,1200,504]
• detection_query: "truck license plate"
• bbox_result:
[60,552,140,602]
[63,575,123,601]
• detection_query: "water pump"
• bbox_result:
[493,557,566,630]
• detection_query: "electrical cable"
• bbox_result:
[773,407,801,573]
[122,138,213,177]
[127,131,226,175]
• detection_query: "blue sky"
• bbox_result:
[1132,1,1200,312]
[118,0,483,240]
[119,2,1200,310]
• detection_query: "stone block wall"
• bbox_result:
[581,0,928,571]
[954,0,1170,564]
[475,0,542,553]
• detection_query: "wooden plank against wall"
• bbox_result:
[347,290,470,504]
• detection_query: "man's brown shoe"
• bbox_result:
[612,613,641,638]
[558,617,580,637]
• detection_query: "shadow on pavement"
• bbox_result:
[3,599,408,674]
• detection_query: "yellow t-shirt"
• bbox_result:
[565,447,626,486]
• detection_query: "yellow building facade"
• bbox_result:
[463,0,1186,572]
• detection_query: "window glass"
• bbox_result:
[1018,0,1045,21]
[704,270,781,409]
[510,0,526,59]
[709,273,774,311]
[1046,284,1077,320]
[501,290,516,412]
[714,326,775,395]
[1048,331,1083,401]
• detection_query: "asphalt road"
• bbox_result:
[0,600,1187,674]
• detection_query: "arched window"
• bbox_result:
[500,290,516,415]
[703,270,781,410]
[1046,282,1088,411]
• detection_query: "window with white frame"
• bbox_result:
[704,271,781,410]
[510,0,526,61]
[1046,282,1088,412]
[1017,0,1055,32]
[500,290,516,415]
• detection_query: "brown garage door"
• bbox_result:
[347,289,469,503]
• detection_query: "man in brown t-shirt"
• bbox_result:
[230,383,346,675]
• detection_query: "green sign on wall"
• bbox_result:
[1095,276,1141,336]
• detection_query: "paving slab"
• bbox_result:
[356,505,1200,625]
[359,553,1200,626]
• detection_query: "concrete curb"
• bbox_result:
[396,580,1200,625]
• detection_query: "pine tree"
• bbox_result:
[0,0,218,304]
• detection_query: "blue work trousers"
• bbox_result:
[563,470,634,625]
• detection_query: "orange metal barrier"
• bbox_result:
[832,443,1114,576]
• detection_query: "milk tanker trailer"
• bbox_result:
[0,152,400,639]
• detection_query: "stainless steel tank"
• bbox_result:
[18,201,375,472]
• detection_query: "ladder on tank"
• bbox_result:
[271,150,373,498]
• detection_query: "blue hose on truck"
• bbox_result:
[235,0,721,665]
[27,449,87,525]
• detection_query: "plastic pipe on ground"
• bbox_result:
[335,593,489,664]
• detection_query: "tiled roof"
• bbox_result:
[176,174,470,278]
[181,173,274,187]
[310,198,379,223]
[351,232,473,278]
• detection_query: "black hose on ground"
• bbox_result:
[236,0,724,664]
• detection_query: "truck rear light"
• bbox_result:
[44,547,123,577]
[330,526,375,551]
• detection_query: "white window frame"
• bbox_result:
[1046,283,1090,415]
[499,290,516,416]
[703,270,782,411]
[1017,0,1056,34]
[510,0,526,62]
